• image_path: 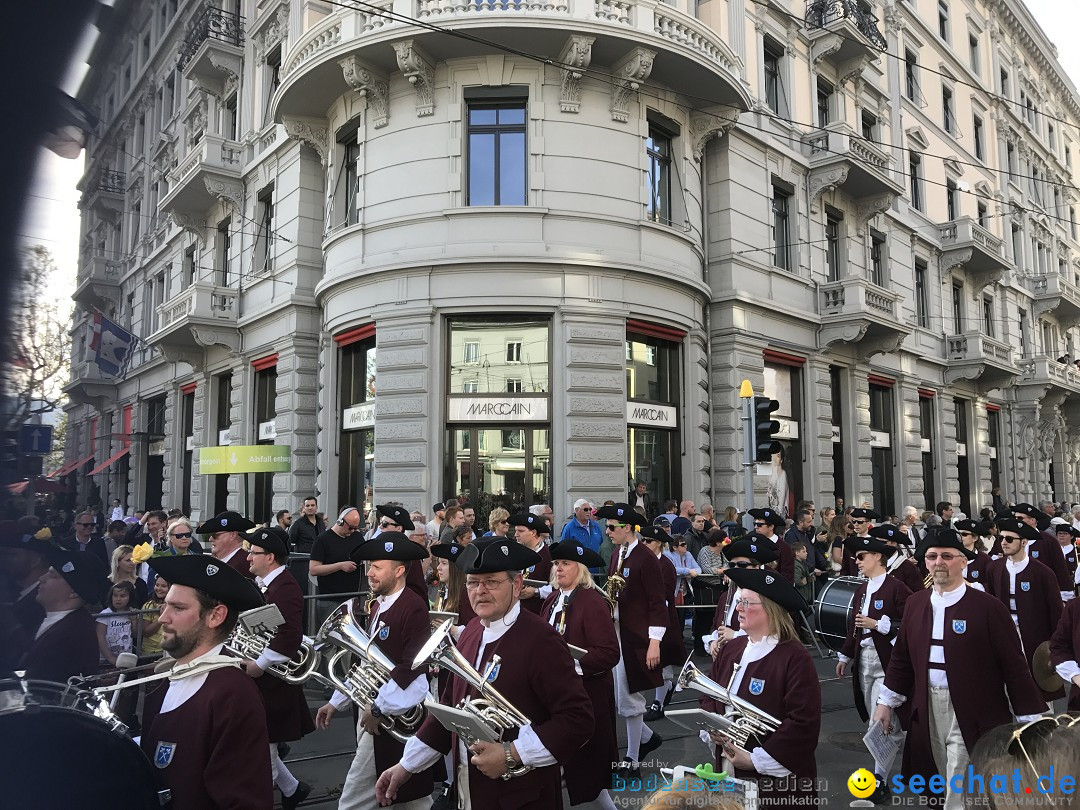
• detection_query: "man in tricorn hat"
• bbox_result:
[196,510,257,579]
[377,537,592,809]
[141,553,271,809]
[374,504,428,603]
[508,511,552,614]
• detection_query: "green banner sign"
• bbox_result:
[199,445,292,474]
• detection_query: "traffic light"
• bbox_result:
[752,396,781,462]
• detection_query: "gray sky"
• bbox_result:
[21,0,1080,310]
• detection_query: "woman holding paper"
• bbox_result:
[541,539,621,807]
[699,567,820,804]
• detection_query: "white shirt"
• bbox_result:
[111,507,125,522]
[836,572,892,664]
[35,608,77,640]
[252,566,291,670]
[218,546,243,565]
[1004,554,1029,629]
[160,643,228,713]
[399,601,555,774]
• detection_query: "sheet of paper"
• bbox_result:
[863,722,904,776]
[567,643,588,660]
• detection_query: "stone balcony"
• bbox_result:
[179,3,244,98]
[72,252,124,310]
[1026,273,1080,330]
[274,0,751,122]
[159,134,243,231]
[944,331,1020,389]
[804,0,886,78]
[817,277,911,358]
[804,124,903,217]
[81,170,126,219]
[64,359,118,410]
[939,217,1008,294]
[1017,355,1080,398]
[145,282,239,369]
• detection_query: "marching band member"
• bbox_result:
[1053,521,1079,599]
[639,524,686,722]
[746,508,794,583]
[375,505,429,603]
[509,512,553,614]
[594,503,668,777]
[429,540,475,639]
[835,534,911,799]
[318,533,436,810]
[869,524,924,592]
[243,527,314,809]
[706,535,778,655]
[872,530,1046,810]
[954,519,991,589]
[196,511,257,579]
[377,538,592,809]
[984,519,1064,706]
[701,568,820,803]
[141,554,272,809]
[838,508,880,576]
[1049,591,1080,710]
[1012,503,1072,594]
[542,539,620,808]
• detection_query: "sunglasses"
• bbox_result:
[75,522,93,527]
[605,524,628,531]
[380,520,399,529]
[727,561,755,569]
[923,552,962,562]
[752,521,767,527]
[171,532,193,539]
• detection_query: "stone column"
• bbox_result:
[686,325,711,505]
[161,389,177,510]
[190,374,210,522]
[274,337,321,512]
[938,395,959,508]
[896,375,924,512]
[972,395,993,513]
[559,310,627,517]
[225,360,245,513]
[850,364,874,507]
[804,357,836,514]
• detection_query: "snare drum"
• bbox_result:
[813,576,864,652]
[0,679,168,808]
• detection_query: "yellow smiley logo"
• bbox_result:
[848,768,878,799]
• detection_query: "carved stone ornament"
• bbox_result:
[810,33,844,67]
[341,56,390,129]
[191,326,241,354]
[940,247,974,272]
[690,108,740,162]
[557,35,594,114]
[819,322,869,348]
[808,166,849,211]
[282,116,329,162]
[393,40,436,117]
[838,54,876,86]
[610,47,656,123]
[159,345,206,372]
[204,177,244,212]
[167,211,208,243]
[855,195,894,234]
[262,3,289,53]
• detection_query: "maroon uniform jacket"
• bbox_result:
[1062,542,1078,585]
[1030,532,1072,592]
[414,607,593,810]
[223,548,255,579]
[767,536,795,584]
[22,608,99,683]
[702,637,820,803]
[883,586,1046,781]
[984,556,1064,700]
[839,575,911,720]
[366,586,437,804]
[963,550,991,588]
[610,541,669,693]
[1049,597,1080,711]
[888,557,926,593]
[520,543,553,614]
[1,584,45,673]
[141,665,272,810]
[657,553,687,667]
[405,559,429,603]
[711,586,740,634]
[541,586,619,805]
[257,569,316,742]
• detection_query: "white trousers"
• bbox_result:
[612,628,648,717]
[928,687,969,810]
[859,645,905,778]
[338,723,430,810]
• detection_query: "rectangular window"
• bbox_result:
[826,214,842,282]
[1066,144,1072,173]
[223,93,237,140]
[973,114,984,160]
[952,282,964,333]
[1071,207,1077,240]
[467,101,527,206]
[146,395,167,438]
[253,365,277,527]
[506,378,523,393]
[1019,308,1030,357]
[1007,142,1017,177]
[977,202,988,228]
[183,244,196,286]
[463,380,478,393]
[216,218,231,286]
[1048,124,1055,150]
[448,318,550,395]
[646,125,672,224]
[946,179,959,221]
[817,79,833,128]
[505,341,522,363]
[987,408,1001,495]
[1000,67,1010,99]
[130,201,142,250]
[915,259,930,327]
[861,111,878,142]
[919,395,936,512]
[938,0,949,41]
[942,86,955,134]
[338,131,361,227]
[870,230,886,287]
[868,383,895,518]
[954,397,972,515]
[905,49,919,101]
[263,46,281,126]
[463,341,480,364]
[626,332,680,403]
[255,185,274,276]
[969,33,979,73]
[763,38,784,114]
[771,184,791,271]
[982,296,995,337]
[909,152,923,211]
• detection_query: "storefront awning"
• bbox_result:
[48,453,96,478]
[87,447,130,476]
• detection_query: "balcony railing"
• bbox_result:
[1018,355,1080,392]
[178,4,245,71]
[157,282,237,334]
[95,170,126,194]
[805,0,887,51]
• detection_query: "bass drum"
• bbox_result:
[0,679,167,808]
[813,576,864,652]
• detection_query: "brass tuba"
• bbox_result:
[223,604,323,686]
[412,619,533,779]
[675,655,781,750]
[314,603,425,743]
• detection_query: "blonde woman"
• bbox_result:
[484,507,510,538]
[108,544,147,606]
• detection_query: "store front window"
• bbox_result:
[919,392,936,512]
[253,363,277,525]
[626,328,681,517]
[763,360,804,519]
[338,331,376,514]
[868,380,896,518]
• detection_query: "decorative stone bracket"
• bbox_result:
[818,322,910,360]
[190,49,243,100]
[393,40,436,117]
[282,115,329,162]
[191,326,241,354]
[204,177,244,213]
[808,166,849,211]
[610,47,655,123]
[168,211,208,244]
[854,194,894,235]
[341,56,390,129]
[689,108,740,161]
[557,35,594,113]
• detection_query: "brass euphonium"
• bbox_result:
[413,619,533,779]
[314,603,425,743]
[224,605,323,685]
[604,544,628,606]
[675,655,781,750]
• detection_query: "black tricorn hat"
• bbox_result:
[246,526,289,558]
[844,535,896,558]
[430,541,467,561]
[196,511,256,535]
[548,540,606,569]
[46,547,110,604]
[724,567,807,613]
[869,523,910,545]
[352,532,429,563]
[377,504,415,532]
[722,535,778,564]
[457,538,541,574]
[914,529,977,562]
[507,512,550,535]
[147,554,265,610]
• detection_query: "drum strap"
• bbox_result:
[91,659,240,694]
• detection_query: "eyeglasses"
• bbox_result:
[379,520,399,529]
[735,598,762,609]
[171,532,193,539]
[727,561,755,569]
[923,552,962,562]
[465,577,511,591]
[249,550,274,556]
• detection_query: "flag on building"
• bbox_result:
[89,312,136,377]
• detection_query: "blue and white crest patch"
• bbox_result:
[206,564,219,576]
[970,571,980,578]
[384,541,394,553]
[952,619,967,634]
[1020,581,1031,592]
[154,741,177,768]
[749,678,765,696]
[873,599,884,611]
[1031,550,1040,558]
[576,547,584,556]
[486,662,501,683]
[622,568,630,577]
[378,625,390,641]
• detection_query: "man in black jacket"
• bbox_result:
[60,511,108,564]
[288,497,325,554]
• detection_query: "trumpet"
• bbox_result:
[314,603,425,743]
[224,604,323,685]
[413,619,533,779]
[675,656,781,750]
